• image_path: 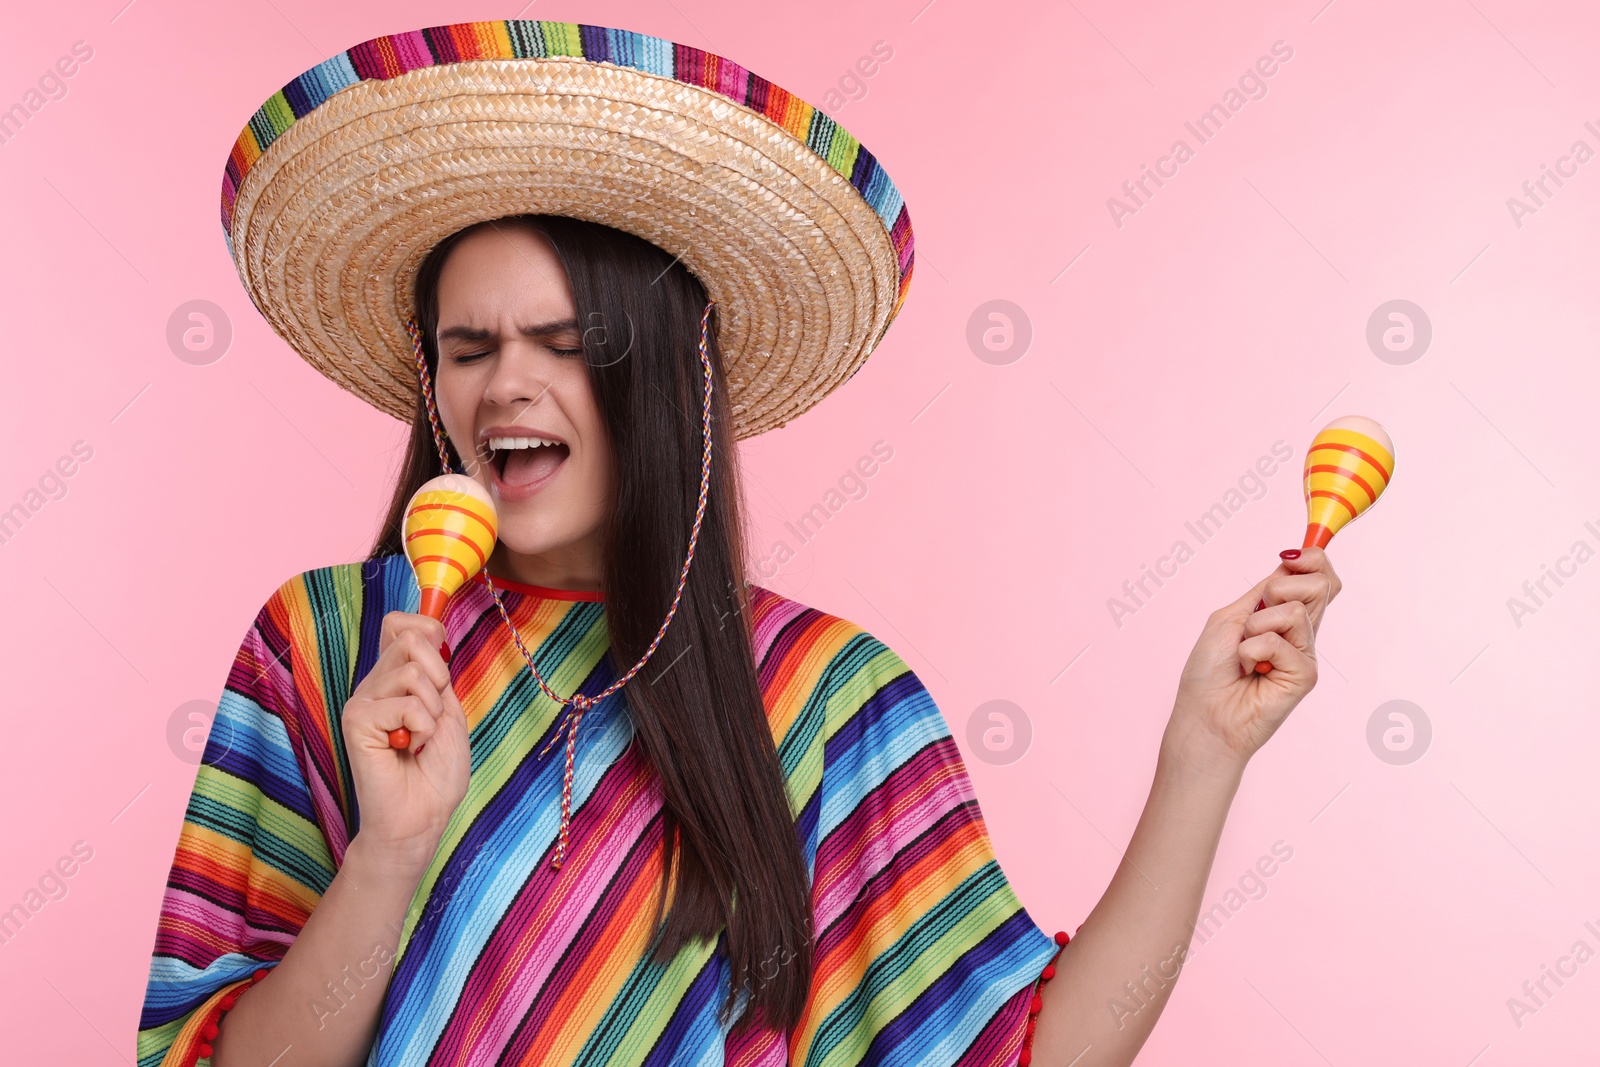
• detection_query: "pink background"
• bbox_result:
[2,0,1596,1062]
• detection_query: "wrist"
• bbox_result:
[1160,706,1250,786]
[345,832,439,891]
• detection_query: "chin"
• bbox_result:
[495,521,571,557]
[494,506,601,558]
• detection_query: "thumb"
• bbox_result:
[1274,545,1329,576]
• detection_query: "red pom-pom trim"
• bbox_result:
[1019,930,1075,1063]
[194,965,272,1062]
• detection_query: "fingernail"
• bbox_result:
[1280,549,1302,560]
[1255,598,1266,611]
[416,742,427,755]
[440,641,452,664]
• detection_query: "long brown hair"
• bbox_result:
[370,215,813,1033]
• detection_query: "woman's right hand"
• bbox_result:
[341,611,472,872]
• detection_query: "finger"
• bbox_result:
[360,695,438,751]
[379,610,448,660]
[1258,576,1334,633]
[364,653,446,715]
[1227,572,1276,619]
[1251,547,1342,615]
[1237,629,1315,680]
[386,628,452,694]
[380,609,445,646]
[1275,547,1341,601]
[365,632,444,691]
[414,685,468,759]
[1243,599,1314,654]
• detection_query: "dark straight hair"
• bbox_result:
[370,214,813,1033]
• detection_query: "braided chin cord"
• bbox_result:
[404,301,717,869]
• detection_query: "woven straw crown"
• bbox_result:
[221,20,916,438]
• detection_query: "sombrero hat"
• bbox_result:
[221,19,915,438]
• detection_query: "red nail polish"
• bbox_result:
[1280,549,1301,560]
[1255,598,1266,611]
[440,641,452,664]
[416,742,427,754]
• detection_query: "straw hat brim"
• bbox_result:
[223,23,916,439]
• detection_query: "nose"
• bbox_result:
[482,341,555,411]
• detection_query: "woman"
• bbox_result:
[137,21,1336,1067]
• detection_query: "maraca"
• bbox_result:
[1253,415,1394,673]
[390,474,498,747]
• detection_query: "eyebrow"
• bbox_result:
[436,318,582,345]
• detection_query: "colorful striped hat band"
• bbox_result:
[404,304,717,870]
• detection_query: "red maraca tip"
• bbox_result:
[1303,523,1335,549]
[418,586,450,620]
[388,727,411,749]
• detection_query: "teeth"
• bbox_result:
[487,435,562,450]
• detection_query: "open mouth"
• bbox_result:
[486,434,570,492]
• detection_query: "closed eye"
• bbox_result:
[449,344,584,363]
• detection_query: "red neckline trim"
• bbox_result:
[471,569,604,602]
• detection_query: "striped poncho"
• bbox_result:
[136,553,1057,1066]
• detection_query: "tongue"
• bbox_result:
[502,446,565,488]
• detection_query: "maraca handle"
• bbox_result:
[1251,599,1273,674]
[1252,527,1323,673]
[387,617,457,751]
[386,637,454,748]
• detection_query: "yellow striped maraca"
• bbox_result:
[1254,416,1394,673]
[1302,416,1395,548]
[391,474,498,747]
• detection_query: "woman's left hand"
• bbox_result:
[1164,547,1342,776]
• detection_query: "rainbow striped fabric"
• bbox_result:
[136,554,1055,1066]
[221,20,914,321]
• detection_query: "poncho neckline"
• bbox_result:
[469,567,605,602]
